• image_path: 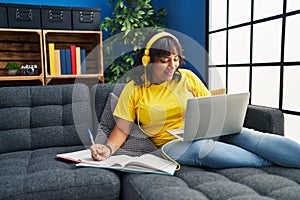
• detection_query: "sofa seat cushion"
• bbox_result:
[121,166,300,200]
[0,146,120,200]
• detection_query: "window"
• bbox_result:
[251,66,280,108]
[209,31,226,65]
[208,0,300,142]
[227,67,250,93]
[283,66,300,112]
[253,0,283,20]
[228,0,251,27]
[252,19,282,63]
[228,26,250,64]
[209,0,227,31]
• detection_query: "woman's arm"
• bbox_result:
[90,118,131,161]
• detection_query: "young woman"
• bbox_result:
[90,31,300,169]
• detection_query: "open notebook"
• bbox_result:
[167,92,250,142]
[56,149,177,176]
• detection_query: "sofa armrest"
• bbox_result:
[243,105,284,136]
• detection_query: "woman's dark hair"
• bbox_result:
[132,32,185,86]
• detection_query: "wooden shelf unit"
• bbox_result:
[0,28,44,85]
[43,30,104,85]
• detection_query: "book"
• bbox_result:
[76,47,81,75]
[70,45,77,75]
[56,149,177,176]
[60,49,67,75]
[54,50,61,75]
[65,49,72,75]
[48,43,56,75]
[80,49,86,74]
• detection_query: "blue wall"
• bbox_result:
[0,0,207,80]
[152,0,207,81]
[153,0,206,49]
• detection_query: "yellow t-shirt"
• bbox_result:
[113,69,211,146]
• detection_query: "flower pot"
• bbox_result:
[7,70,19,76]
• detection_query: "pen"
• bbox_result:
[88,129,95,145]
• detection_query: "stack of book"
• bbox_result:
[48,43,87,76]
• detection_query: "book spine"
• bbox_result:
[76,47,81,75]
[48,43,56,75]
[60,50,67,75]
[65,49,72,75]
[80,49,86,74]
[70,45,77,75]
[54,50,61,76]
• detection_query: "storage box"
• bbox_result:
[72,7,101,30]
[41,6,72,30]
[0,3,8,28]
[7,4,41,29]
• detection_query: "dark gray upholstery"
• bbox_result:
[0,146,120,200]
[0,84,92,153]
[122,160,300,200]
[1,83,300,200]
[0,84,120,200]
[244,105,284,136]
[91,84,300,200]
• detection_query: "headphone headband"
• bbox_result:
[142,32,178,66]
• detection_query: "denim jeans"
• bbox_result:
[163,128,300,169]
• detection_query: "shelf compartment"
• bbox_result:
[0,28,44,85]
[43,30,103,85]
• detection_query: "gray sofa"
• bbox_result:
[1,83,300,200]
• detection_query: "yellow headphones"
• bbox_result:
[142,32,179,67]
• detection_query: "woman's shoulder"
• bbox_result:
[120,80,142,97]
[178,68,198,79]
[178,68,190,74]
[177,68,206,87]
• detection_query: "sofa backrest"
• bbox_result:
[91,83,125,129]
[0,84,93,154]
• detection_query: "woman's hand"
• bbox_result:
[90,119,131,161]
[90,144,112,161]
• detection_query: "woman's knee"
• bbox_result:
[195,139,216,159]
[163,139,216,160]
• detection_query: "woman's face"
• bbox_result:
[150,53,180,84]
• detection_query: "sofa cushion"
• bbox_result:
[91,83,124,123]
[0,146,120,199]
[98,92,119,132]
[95,92,158,156]
[244,105,284,136]
[0,84,93,154]
[122,166,300,200]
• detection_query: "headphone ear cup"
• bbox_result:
[142,55,150,66]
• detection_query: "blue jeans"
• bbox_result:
[163,128,300,168]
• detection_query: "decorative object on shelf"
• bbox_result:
[5,62,20,76]
[100,0,167,83]
[20,65,39,75]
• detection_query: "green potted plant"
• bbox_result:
[5,62,21,76]
[100,0,167,83]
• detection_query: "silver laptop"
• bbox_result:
[167,92,250,142]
